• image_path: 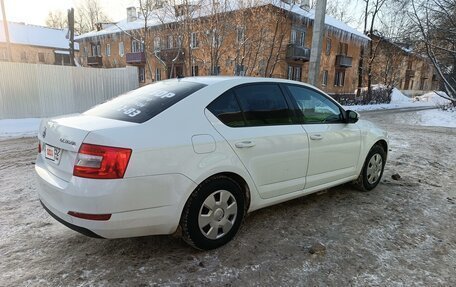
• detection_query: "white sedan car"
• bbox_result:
[36,77,388,250]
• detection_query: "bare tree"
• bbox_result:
[45,10,68,29]
[75,0,111,34]
[409,0,456,104]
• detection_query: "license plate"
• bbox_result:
[45,144,62,164]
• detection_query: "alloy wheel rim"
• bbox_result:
[198,190,238,240]
[366,153,383,185]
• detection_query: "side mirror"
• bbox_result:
[346,110,359,123]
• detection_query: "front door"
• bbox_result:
[284,84,361,189]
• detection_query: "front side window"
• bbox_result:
[84,81,206,123]
[286,85,342,124]
[235,84,291,126]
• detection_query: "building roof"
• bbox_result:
[0,21,79,50]
[75,0,369,43]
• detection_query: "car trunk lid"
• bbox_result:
[37,114,137,182]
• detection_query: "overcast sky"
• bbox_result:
[0,0,133,25]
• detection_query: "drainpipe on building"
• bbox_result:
[1,0,12,61]
[308,0,327,87]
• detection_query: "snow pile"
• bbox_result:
[417,109,456,128]
[390,88,413,103]
[416,92,452,106]
[0,118,41,140]
[345,89,450,112]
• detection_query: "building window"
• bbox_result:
[237,26,245,44]
[132,40,141,53]
[119,42,124,57]
[291,29,305,46]
[338,42,348,55]
[155,68,161,81]
[235,64,246,76]
[97,44,101,56]
[291,29,297,44]
[20,51,27,61]
[106,44,111,56]
[83,47,88,56]
[212,31,222,48]
[154,37,161,51]
[139,66,145,83]
[322,70,328,86]
[212,66,221,75]
[287,65,301,81]
[190,32,198,48]
[177,35,183,47]
[334,70,345,86]
[298,31,305,47]
[38,52,45,63]
[167,35,174,49]
[326,38,331,55]
[192,65,199,76]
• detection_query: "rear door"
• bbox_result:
[284,84,361,189]
[206,83,309,199]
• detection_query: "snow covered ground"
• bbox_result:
[343,89,451,112]
[0,90,453,140]
[0,118,41,140]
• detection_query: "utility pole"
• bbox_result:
[1,0,12,61]
[67,8,75,66]
[308,0,327,86]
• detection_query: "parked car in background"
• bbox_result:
[35,77,388,250]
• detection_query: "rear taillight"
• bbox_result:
[73,143,132,179]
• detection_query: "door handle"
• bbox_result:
[310,134,323,140]
[235,141,256,148]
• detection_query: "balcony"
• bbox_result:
[126,52,146,65]
[87,56,102,66]
[286,44,310,62]
[406,69,415,78]
[336,55,353,68]
[159,48,185,64]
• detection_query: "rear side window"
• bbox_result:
[84,80,206,123]
[207,90,245,127]
[234,84,291,126]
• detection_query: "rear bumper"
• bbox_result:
[40,200,103,238]
[35,155,197,239]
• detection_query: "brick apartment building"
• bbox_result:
[0,21,78,66]
[370,33,440,92]
[75,0,369,95]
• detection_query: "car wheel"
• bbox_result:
[356,145,386,191]
[180,176,245,250]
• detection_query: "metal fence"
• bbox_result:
[0,62,139,119]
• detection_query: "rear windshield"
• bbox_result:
[84,80,206,123]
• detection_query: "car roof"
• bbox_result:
[178,76,314,87]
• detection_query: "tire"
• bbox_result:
[356,145,386,191]
[180,176,245,250]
